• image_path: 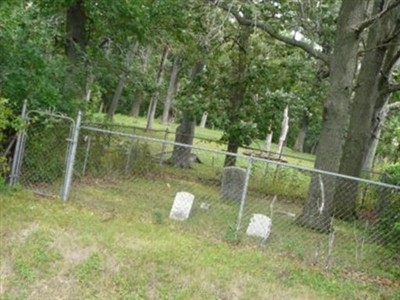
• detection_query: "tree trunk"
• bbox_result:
[130,47,151,118]
[107,73,127,118]
[224,26,251,166]
[162,56,180,125]
[168,60,205,168]
[130,92,142,117]
[98,100,104,114]
[335,3,400,220]
[64,0,87,100]
[363,100,390,171]
[199,111,208,128]
[108,42,139,119]
[146,45,170,131]
[224,141,239,167]
[294,111,309,152]
[363,41,400,172]
[264,124,273,154]
[277,105,289,158]
[296,0,366,232]
[168,115,196,168]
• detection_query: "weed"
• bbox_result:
[14,258,36,282]
[224,224,238,244]
[78,253,102,282]
[152,209,164,224]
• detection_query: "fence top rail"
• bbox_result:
[81,125,400,191]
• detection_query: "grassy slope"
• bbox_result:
[1,190,398,300]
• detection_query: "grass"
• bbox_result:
[1,189,399,299]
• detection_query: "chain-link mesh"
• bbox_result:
[68,126,400,276]
[16,113,74,197]
[12,121,400,279]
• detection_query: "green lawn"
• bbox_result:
[89,114,316,168]
[1,189,398,300]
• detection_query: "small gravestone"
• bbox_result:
[246,214,272,240]
[221,167,246,201]
[169,191,195,221]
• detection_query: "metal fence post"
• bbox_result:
[61,111,82,201]
[9,99,28,186]
[159,128,169,165]
[235,155,253,239]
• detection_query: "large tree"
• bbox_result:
[335,3,400,220]
[212,0,400,230]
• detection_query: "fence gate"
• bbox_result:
[9,103,80,199]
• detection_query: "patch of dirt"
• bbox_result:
[50,230,97,264]
[10,222,40,244]
[342,269,399,288]
[0,257,13,296]
[28,275,79,300]
[227,274,250,300]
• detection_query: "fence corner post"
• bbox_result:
[61,111,82,201]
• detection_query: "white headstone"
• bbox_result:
[169,191,195,221]
[246,214,272,240]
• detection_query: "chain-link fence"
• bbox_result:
[9,111,400,279]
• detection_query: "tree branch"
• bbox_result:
[381,83,400,95]
[355,0,400,34]
[211,1,329,65]
[388,101,400,110]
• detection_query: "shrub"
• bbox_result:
[0,98,22,187]
[378,163,400,248]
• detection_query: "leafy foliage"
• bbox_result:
[378,164,400,248]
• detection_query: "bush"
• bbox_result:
[0,98,22,183]
[378,163,400,247]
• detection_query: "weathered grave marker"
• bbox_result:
[169,191,195,221]
[221,167,246,201]
[246,214,272,240]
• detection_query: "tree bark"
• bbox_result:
[146,45,170,131]
[363,99,390,171]
[107,42,139,119]
[363,100,400,171]
[224,141,239,167]
[168,115,196,168]
[264,128,273,155]
[64,0,88,100]
[65,0,87,65]
[162,56,180,125]
[335,3,400,220]
[294,111,309,153]
[277,105,289,159]
[130,47,151,118]
[296,0,366,232]
[130,92,142,117]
